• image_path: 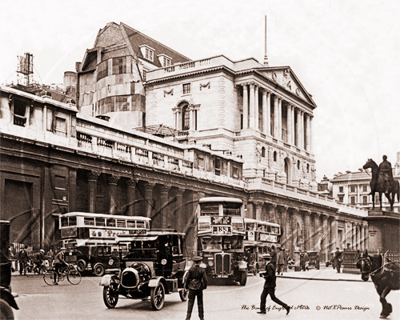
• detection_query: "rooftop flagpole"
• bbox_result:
[264,15,269,66]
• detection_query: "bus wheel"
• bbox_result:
[93,263,105,277]
[239,271,247,286]
[77,259,87,273]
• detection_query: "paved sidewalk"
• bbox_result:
[278,266,370,282]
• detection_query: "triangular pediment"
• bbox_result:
[257,67,316,107]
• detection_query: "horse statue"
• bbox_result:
[356,251,400,318]
[362,159,400,211]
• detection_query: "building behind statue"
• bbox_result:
[0,21,369,261]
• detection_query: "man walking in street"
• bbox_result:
[257,254,291,315]
[334,247,342,273]
[18,245,29,275]
[184,256,208,320]
[276,247,284,275]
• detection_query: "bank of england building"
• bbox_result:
[0,22,367,261]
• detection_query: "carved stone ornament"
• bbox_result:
[164,88,174,97]
[199,82,210,90]
[296,88,301,97]
[272,72,278,82]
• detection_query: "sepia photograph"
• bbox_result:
[1,0,399,319]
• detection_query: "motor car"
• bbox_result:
[71,245,120,276]
[0,221,19,320]
[100,230,188,310]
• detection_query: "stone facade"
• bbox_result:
[0,22,368,262]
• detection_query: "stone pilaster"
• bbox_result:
[87,170,101,213]
[107,174,120,214]
[144,182,156,219]
[304,210,312,251]
[249,83,255,129]
[126,178,138,216]
[254,201,264,221]
[242,84,248,129]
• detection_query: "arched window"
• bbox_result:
[273,151,277,162]
[261,147,266,158]
[297,160,300,170]
[307,164,310,173]
[182,104,190,130]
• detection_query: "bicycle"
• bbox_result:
[43,264,81,285]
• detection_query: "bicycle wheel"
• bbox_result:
[43,270,57,286]
[67,269,81,285]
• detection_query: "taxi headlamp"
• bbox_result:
[161,259,167,265]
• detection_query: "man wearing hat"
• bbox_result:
[53,247,69,284]
[184,255,208,320]
[258,254,291,315]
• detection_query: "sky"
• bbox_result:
[1,0,399,181]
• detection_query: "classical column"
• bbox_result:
[108,174,120,214]
[352,223,356,249]
[332,216,338,249]
[266,91,271,135]
[254,85,259,130]
[321,213,329,257]
[87,170,100,213]
[300,111,305,149]
[159,185,171,229]
[280,206,288,249]
[190,107,195,131]
[249,83,255,128]
[126,178,138,216]
[310,115,314,153]
[254,201,264,221]
[296,109,301,147]
[144,182,155,219]
[291,106,295,145]
[269,203,277,224]
[291,208,299,252]
[287,104,292,145]
[304,211,312,251]
[273,96,279,138]
[174,188,185,233]
[242,84,248,129]
[313,212,321,251]
[277,98,282,140]
[305,114,311,151]
[262,90,269,135]
[356,223,361,250]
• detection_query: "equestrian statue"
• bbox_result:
[363,156,400,211]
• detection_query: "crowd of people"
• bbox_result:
[8,244,56,275]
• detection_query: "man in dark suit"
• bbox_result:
[334,247,342,273]
[184,256,208,320]
[257,254,291,315]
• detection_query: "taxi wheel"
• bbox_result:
[150,283,165,310]
[239,271,247,286]
[93,263,105,277]
[179,288,188,301]
[0,299,14,320]
[103,286,119,308]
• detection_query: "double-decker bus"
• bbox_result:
[195,197,248,285]
[58,212,151,276]
[244,218,281,274]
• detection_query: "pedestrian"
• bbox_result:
[300,250,306,271]
[283,249,288,272]
[304,251,309,271]
[276,248,284,275]
[334,247,342,273]
[257,254,291,315]
[184,256,207,320]
[270,245,277,270]
[47,248,54,268]
[18,245,29,275]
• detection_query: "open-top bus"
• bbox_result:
[196,197,248,285]
[59,212,151,276]
[244,218,281,275]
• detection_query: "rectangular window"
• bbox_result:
[183,83,191,94]
[145,48,154,61]
[116,220,126,228]
[339,186,344,193]
[84,217,95,226]
[350,196,356,205]
[214,159,221,176]
[338,196,344,203]
[106,219,116,227]
[96,218,106,226]
[363,185,368,192]
[55,117,67,136]
[97,60,108,81]
[349,185,356,193]
[112,57,126,75]
[13,99,27,127]
[362,196,368,205]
